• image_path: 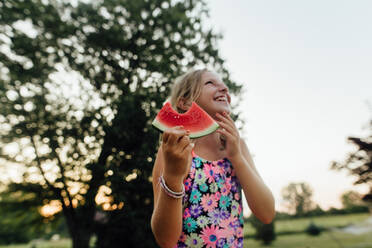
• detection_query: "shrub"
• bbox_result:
[305,222,323,236]
[249,215,276,245]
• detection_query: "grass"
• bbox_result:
[244,232,372,248]
[0,213,371,248]
[244,213,372,248]
[0,239,72,248]
[244,213,371,236]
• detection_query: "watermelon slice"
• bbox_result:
[152,101,219,138]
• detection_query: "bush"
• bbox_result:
[305,222,323,236]
[249,215,276,245]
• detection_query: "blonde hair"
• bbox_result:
[170,68,209,113]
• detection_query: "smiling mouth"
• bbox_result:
[214,96,228,103]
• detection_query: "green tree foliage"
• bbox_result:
[0,183,68,244]
[0,0,241,247]
[281,182,316,216]
[331,120,372,205]
[341,190,364,208]
[0,185,44,244]
[249,214,276,246]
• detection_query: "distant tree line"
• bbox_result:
[248,182,370,246]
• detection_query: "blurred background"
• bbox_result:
[0,0,371,247]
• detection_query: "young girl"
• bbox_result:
[151,69,275,248]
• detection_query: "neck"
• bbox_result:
[193,132,225,151]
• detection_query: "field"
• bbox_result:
[245,212,371,236]
[244,213,372,248]
[0,213,371,248]
[244,232,372,248]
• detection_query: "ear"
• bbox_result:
[177,98,192,112]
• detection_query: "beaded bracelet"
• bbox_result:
[158,175,185,199]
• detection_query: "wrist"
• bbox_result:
[162,172,184,192]
[229,153,245,166]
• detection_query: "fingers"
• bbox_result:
[164,126,188,146]
[178,134,189,148]
[216,112,237,135]
[216,127,234,140]
[162,131,169,143]
[216,117,235,135]
[216,112,234,125]
[179,135,194,152]
[183,142,194,156]
[162,126,193,156]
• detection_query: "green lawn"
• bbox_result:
[244,213,372,248]
[1,213,371,248]
[0,239,72,248]
[245,213,371,236]
[244,232,372,248]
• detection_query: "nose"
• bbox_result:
[219,83,228,93]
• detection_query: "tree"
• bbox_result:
[339,190,369,214]
[281,182,316,216]
[0,0,242,247]
[0,184,68,244]
[330,119,372,206]
[341,190,364,209]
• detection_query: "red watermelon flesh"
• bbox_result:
[152,101,219,138]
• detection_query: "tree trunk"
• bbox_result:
[65,216,93,248]
[71,230,92,248]
[62,204,94,248]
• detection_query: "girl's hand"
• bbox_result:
[216,112,242,160]
[161,126,193,182]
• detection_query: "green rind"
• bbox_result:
[152,118,167,133]
[152,117,219,139]
[189,122,219,138]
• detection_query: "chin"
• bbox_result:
[213,107,231,117]
[215,102,230,111]
[219,105,231,114]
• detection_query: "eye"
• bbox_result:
[205,81,213,85]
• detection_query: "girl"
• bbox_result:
[151,69,275,248]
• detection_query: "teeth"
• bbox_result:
[215,97,226,101]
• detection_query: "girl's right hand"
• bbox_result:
[161,126,193,182]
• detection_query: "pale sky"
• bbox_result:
[205,0,372,212]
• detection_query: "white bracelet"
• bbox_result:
[158,175,185,199]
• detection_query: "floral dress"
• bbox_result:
[175,150,244,248]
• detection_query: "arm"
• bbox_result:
[151,127,193,248]
[233,139,275,224]
[216,112,275,224]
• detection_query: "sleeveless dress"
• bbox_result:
[174,150,244,248]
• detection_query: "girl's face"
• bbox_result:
[195,71,231,118]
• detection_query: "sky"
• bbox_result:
[205,0,372,212]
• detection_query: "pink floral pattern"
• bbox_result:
[175,151,244,247]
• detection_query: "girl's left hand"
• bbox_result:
[216,112,242,160]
